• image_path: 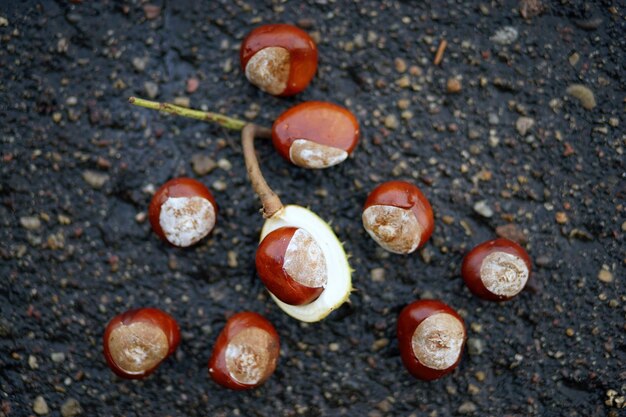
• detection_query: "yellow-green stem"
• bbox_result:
[128,96,248,131]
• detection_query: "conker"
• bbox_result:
[461,238,532,301]
[240,24,318,96]
[397,300,466,381]
[103,308,180,379]
[208,312,280,390]
[272,101,360,169]
[148,177,217,247]
[256,226,327,306]
[362,181,434,254]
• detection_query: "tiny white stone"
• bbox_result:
[412,313,465,370]
[479,251,529,297]
[159,196,215,247]
[289,139,348,169]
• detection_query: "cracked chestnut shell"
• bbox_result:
[397,300,466,381]
[362,181,434,254]
[272,101,360,169]
[148,177,218,247]
[103,308,180,379]
[256,226,327,306]
[461,238,532,301]
[208,312,280,390]
[240,24,318,96]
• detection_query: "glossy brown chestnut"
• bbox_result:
[148,177,218,247]
[103,308,180,379]
[240,24,318,96]
[272,101,360,169]
[208,312,280,390]
[397,300,466,381]
[256,226,327,306]
[362,181,434,254]
[461,238,532,301]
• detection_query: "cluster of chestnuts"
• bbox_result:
[105,23,534,388]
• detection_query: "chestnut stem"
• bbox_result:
[128,97,249,131]
[241,124,283,218]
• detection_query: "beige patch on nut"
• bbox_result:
[289,139,349,169]
[245,46,290,95]
[225,327,278,385]
[283,228,328,288]
[480,251,529,297]
[159,196,215,247]
[411,313,465,370]
[108,321,169,374]
[362,205,422,254]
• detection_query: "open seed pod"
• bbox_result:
[259,205,352,322]
[240,24,318,96]
[272,101,360,169]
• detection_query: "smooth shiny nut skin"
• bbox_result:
[461,238,532,301]
[256,227,327,306]
[103,308,180,379]
[362,181,434,254]
[148,177,218,247]
[397,300,466,381]
[240,24,317,96]
[272,101,359,169]
[208,312,280,390]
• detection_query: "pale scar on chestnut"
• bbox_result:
[289,139,348,169]
[108,321,169,374]
[245,46,290,95]
[225,327,278,385]
[480,251,529,296]
[159,196,215,247]
[362,205,422,254]
[283,228,328,288]
[411,313,464,370]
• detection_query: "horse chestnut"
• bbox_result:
[461,238,532,301]
[240,24,318,96]
[272,101,360,169]
[362,181,434,254]
[397,300,466,381]
[208,312,280,390]
[148,177,217,247]
[256,226,327,306]
[103,308,180,379]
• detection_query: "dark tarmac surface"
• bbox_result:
[1,1,624,416]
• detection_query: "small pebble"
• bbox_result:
[217,158,232,171]
[566,84,596,110]
[61,398,82,417]
[384,115,399,130]
[212,180,227,192]
[370,268,385,282]
[132,56,148,72]
[82,170,109,189]
[490,26,518,45]
[473,201,493,218]
[20,216,41,230]
[190,154,216,176]
[186,77,199,94]
[467,337,484,356]
[33,396,49,415]
[227,251,238,268]
[458,401,477,414]
[173,97,190,108]
[144,81,159,99]
[446,78,462,94]
[51,352,66,363]
[597,268,613,283]
[515,117,535,136]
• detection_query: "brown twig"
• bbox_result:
[433,40,448,66]
[241,124,283,218]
